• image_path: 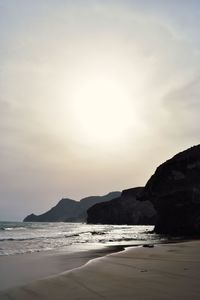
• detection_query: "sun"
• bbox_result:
[67,73,136,147]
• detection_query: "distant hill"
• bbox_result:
[23,191,121,222]
[87,187,157,225]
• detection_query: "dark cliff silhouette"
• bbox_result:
[87,187,157,225]
[23,192,121,222]
[139,144,200,235]
[24,144,200,235]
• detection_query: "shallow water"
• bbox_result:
[0,221,164,256]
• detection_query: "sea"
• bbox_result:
[0,221,166,256]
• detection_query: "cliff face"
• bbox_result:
[24,199,79,222]
[87,187,157,225]
[23,192,121,222]
[139,145,200,235]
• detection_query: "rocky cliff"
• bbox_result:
[87,187,157,225]
[24,191,121,222]
[139,145,200,235]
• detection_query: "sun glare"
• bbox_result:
[68,74,136,147]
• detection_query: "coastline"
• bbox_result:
[1,240,200,300]
[0,245,124,292]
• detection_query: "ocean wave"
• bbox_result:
[4,227,28,231]
[0,224,29,231]
[0,237,36,242]
[65,233,80,238]
[65,230,106,238]
[0,233,82,242]
[0,222,156,257]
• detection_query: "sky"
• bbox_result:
[0,0,200,221]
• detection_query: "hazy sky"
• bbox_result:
[1,0,200,220]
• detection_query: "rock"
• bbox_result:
[23,192,121,222]
[143,244,154,248]
[139,145,200,236]
[87,187,157,225]
[24,198,78,222]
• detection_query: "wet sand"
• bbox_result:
[0,246,121,291]
[1,240,200,299]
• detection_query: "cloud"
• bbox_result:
[162,77,200,140]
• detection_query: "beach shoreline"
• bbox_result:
[0,244,126,292]
[1,239,200,299]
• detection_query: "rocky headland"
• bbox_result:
[87,187,157,225]
[23,192,121,222]
[24,144,200,236]
[139,145,200,235]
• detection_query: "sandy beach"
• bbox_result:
[1,240,200,300]
[0,246,121,291]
